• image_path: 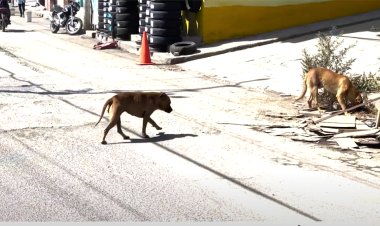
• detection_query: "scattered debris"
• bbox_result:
[332,137,359,149]
[318,115,356,128]
[93,40,118,50]
[265,111,303,120]
[255,102,380,151]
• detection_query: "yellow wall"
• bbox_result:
[186,0,380,44]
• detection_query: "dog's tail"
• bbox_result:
[95,98,113,126]
[294,74,307,102]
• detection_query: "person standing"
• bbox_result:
[16,0,25,17]
[0,0,11,24]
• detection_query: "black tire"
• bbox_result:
[49,13,60,33]
[66,17,83,35]
[150,1,184,11]
[150,19,181,28]
[116,20,137,27]
[117,6,137,13]
[169,41,197,56]
[138,25,145,33]
[149,27,180,36]
[144,16,151,24]
[116,13,138,21]
[148,43,169,53]
[139,12,146,18]
[149,35,181,45]
[98,2,109,8]
[116,0,138,7]
[138,4,147,12]
[107,18,117,25]
[109,0,117,4]
[150,10,181,19]
[98,22,106,28]
[186,0,202,12]
[98,9,105,14]
[138,0,146,3]
[144,25,151,32]
[108,5,117,12]
[117,27,137,36]
[104,12,116,18]
[139,18,146,26]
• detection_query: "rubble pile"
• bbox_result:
[253,107,380,150]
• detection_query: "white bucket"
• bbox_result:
[26,11,32,22]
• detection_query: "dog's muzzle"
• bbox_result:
[165,107,173,113]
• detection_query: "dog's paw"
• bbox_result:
[156,126,162,130]
[123,136,130,140]
[101,140,107,145]
[142,134,150,139]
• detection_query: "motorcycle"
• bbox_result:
[49,1,83,35]
[0,8,10,32]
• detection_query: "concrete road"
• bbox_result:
[0,15,379,222]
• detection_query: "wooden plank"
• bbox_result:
[318,115,356,128]
[354,138,380,147]
[334,137,358,149]
[299,110,322,117]
[333,129,380,138]
[291,136,322,142]
[356,120,374,130]
[320,127,340,133]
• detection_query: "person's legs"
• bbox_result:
[22,2,25,17]
[7,8,11,23]
[18,4,22,17]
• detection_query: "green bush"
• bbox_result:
[301,27,356,76]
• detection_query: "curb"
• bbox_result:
[84,9,380,65]
[114,9,380,65]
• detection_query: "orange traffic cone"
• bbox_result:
[138,31,154,65]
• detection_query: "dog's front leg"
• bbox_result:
[148,117,162,130]
[142,117,150,138]
[336,93,349,115]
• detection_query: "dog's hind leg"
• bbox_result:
[101,120,117,145]
[148,117,162,130]
[117,119,130,140]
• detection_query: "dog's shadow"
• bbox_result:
[107,132,198,145]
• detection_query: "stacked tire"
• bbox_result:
[104,0,117,38]
[138,0,148,36]
[115,0,139,40]
[147,0,183,52]
[97,0,110,36]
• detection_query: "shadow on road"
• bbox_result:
[3,29,35,33]
[106,132,198,145]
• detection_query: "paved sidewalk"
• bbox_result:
[22,7,380,64]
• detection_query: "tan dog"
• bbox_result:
[95,92,173,144]
[295,67,363,114]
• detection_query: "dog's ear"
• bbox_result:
[160,92,166,97]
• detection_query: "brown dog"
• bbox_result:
[95,92,173,144]
[294,67,363,114]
